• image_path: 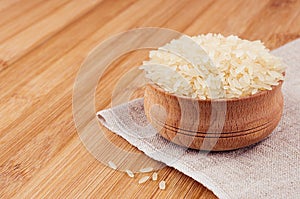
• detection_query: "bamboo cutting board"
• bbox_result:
[0,0,299,198]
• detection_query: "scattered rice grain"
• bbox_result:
[139,167,153,173]
[125,169,134,178]
[108,161,117,170]
[138,176,150,184]
[159,181,166,190]
[152,172,158,181]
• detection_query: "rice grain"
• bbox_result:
[139,167,153,173]
[108,161,117,170]
[138,176,150,184]
[125,169,134,178]
[152,172,158,181]
[159,181,166,190]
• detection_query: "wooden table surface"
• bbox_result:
[0,0,299,198]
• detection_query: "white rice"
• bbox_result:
[108,161,117,170]
[139,167,153,173]
[125,169,134,178]
[152,172,158,181]
[140,33,285,99]
[138,176,150,184]
[159,181,166,190]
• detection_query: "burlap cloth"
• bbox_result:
[97,39,300,199]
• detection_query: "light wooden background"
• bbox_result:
[0,0,299,198]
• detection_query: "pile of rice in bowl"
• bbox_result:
[139,34,285,99]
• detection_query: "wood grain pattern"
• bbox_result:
[0,0,21,13]
[0,0,70,43]
[0,0,299,198]
[0,0,103,67]
[0,0,44,27]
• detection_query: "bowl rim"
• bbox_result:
[147,79,284,102]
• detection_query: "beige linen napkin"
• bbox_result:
[97,39,300,199]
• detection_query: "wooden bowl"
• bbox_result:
[144,81,284,151]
